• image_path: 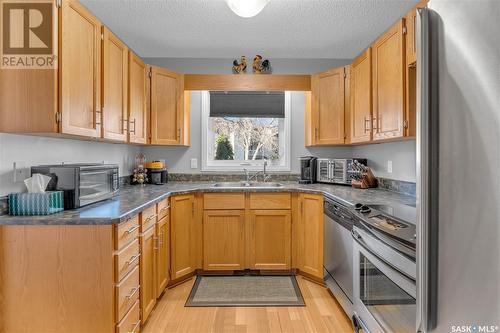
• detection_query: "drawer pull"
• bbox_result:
[125,286,140,300]
[145,214,157,223]
[159,206,170,213]
[125,253,141,266]
[128,320,141,333]
[124,225,139,235]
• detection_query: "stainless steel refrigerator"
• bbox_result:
[416,1,500,332]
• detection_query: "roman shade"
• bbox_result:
[209,91,285,118]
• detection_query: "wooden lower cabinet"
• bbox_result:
[249,210,292,270]
[171,194,196,280]
[156,213,170,297]
[140,225,156,324]
[297,194,324,279]
[203,210,245,271]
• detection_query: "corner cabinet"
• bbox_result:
[60,0,102,138]
[296,193,324,279]
[310,67,346,145]
[102,27,128,142]
[150,66,190,145]
[128,52,148,144]
[350,48,373,144]
[170,194,196,280]
[372,19,406,141]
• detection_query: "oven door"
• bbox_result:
[352,227,416,333]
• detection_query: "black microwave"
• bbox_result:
[31,163,119,209]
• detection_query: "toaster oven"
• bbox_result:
[31,163,119,209]
[317,158,367,185]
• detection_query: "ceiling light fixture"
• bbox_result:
[226,0,270,18]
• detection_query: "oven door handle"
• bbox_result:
[352,228,416,284]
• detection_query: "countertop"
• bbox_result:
[0,182,416,225]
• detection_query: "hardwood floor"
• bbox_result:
[143,275,354,333]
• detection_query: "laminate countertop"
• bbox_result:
[0,182,416,225]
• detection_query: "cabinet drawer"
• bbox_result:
[141,205,157,231]
[115,215,139,250]
[116,265,140,322]
[115,239,140,282]
[249,193,291,210]
[204,193,245,210]
[157,198,170,220]
[116,300,140,333]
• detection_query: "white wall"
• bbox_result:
[352,140,416,182]
[0,134,140,196]
[143,91,352,174]
[428,1,500,330]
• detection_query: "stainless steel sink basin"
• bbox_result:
[212,182,283,188]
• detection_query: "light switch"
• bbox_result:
[13,161,29,182]
[190,158,198,169]
[387,160,393,173]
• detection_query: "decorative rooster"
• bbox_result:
[232,56,247,74]
[252,55,271,74]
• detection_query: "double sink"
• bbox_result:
[212,182,284,189]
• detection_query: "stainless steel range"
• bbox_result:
[351,203,417,333]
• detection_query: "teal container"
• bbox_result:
[8,191,64,216]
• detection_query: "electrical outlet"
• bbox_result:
[13,161,29,182]
[190,158,198,169]
[387,160,393,173]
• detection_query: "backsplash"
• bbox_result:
[168,173,300,182]
[377,177,416,196]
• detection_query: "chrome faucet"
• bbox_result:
[243,160,271,183]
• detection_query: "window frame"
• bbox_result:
[201,90,291,172]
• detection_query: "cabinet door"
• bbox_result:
[140,226,156,324]
[298,194,324,279]
[203,210,245,271]
[150,66,186,145]
[311,67,345,145]
[406,8,417,66]
[171,194,195,279]
[128,52,148,144]
[372,19,406,141]
[249,210,291,270]
[156,213,170,297]
[102,27,128,142]
[350,48,373,143]
[60,1,101,137]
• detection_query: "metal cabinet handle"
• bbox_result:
[129,118,136,134]
[159,205,170,213]
[153,236,159,250]
[95,109,102,126]
[364,117,372,133]
[125,253,141,266]
[125,286,140,300]
[128,320,141,333]
[122,118,129,133]
[145,214,158,223]
[124,225,139,235]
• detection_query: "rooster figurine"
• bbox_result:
[232,56,247,74]
[252,55,271,74]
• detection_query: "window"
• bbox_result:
[201,91,291,171]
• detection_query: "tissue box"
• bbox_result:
[8,191,64,216]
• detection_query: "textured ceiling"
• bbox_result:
[80,0,418,59]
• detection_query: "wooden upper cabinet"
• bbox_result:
[350,48,373,143]
[128,52,148,144]
[102,27,128,142]
[171,194,195,280]
[406,8,417,65]
[372,19,406,141]
[297,194,324,279]
[203,210,245,271]
[311,67,346,145]
[60,0,102,138]
[150,66,188,145]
